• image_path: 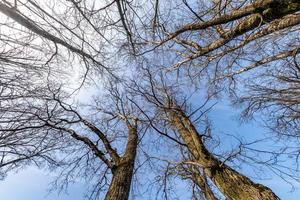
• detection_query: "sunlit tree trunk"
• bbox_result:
[169,107,280,200]
[105,160,135,200]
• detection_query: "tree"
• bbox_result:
[0,0,127,191]
[0,82,143,199]
[128,67,286,200]
[126,0,300,140]
[0,1,149,199]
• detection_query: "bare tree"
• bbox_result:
[0,0,133,188]
[128,67,287,200]
[0,81,144,200]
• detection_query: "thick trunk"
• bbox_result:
[169,108,279,200]
[105,122,138,200]
[105,159,135,200]
[209,166,279,200]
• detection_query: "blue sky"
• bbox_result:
[0,167,86,200]
[1,101,300,200]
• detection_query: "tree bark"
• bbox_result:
[168,107,280,200]
[192,168,218,200]
[105,122,138,200]
[105,159,135,200]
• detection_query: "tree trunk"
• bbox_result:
[192,169,218,200]
[105,122,138,200]
[169,107,280,200]
[105,159,135,200]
